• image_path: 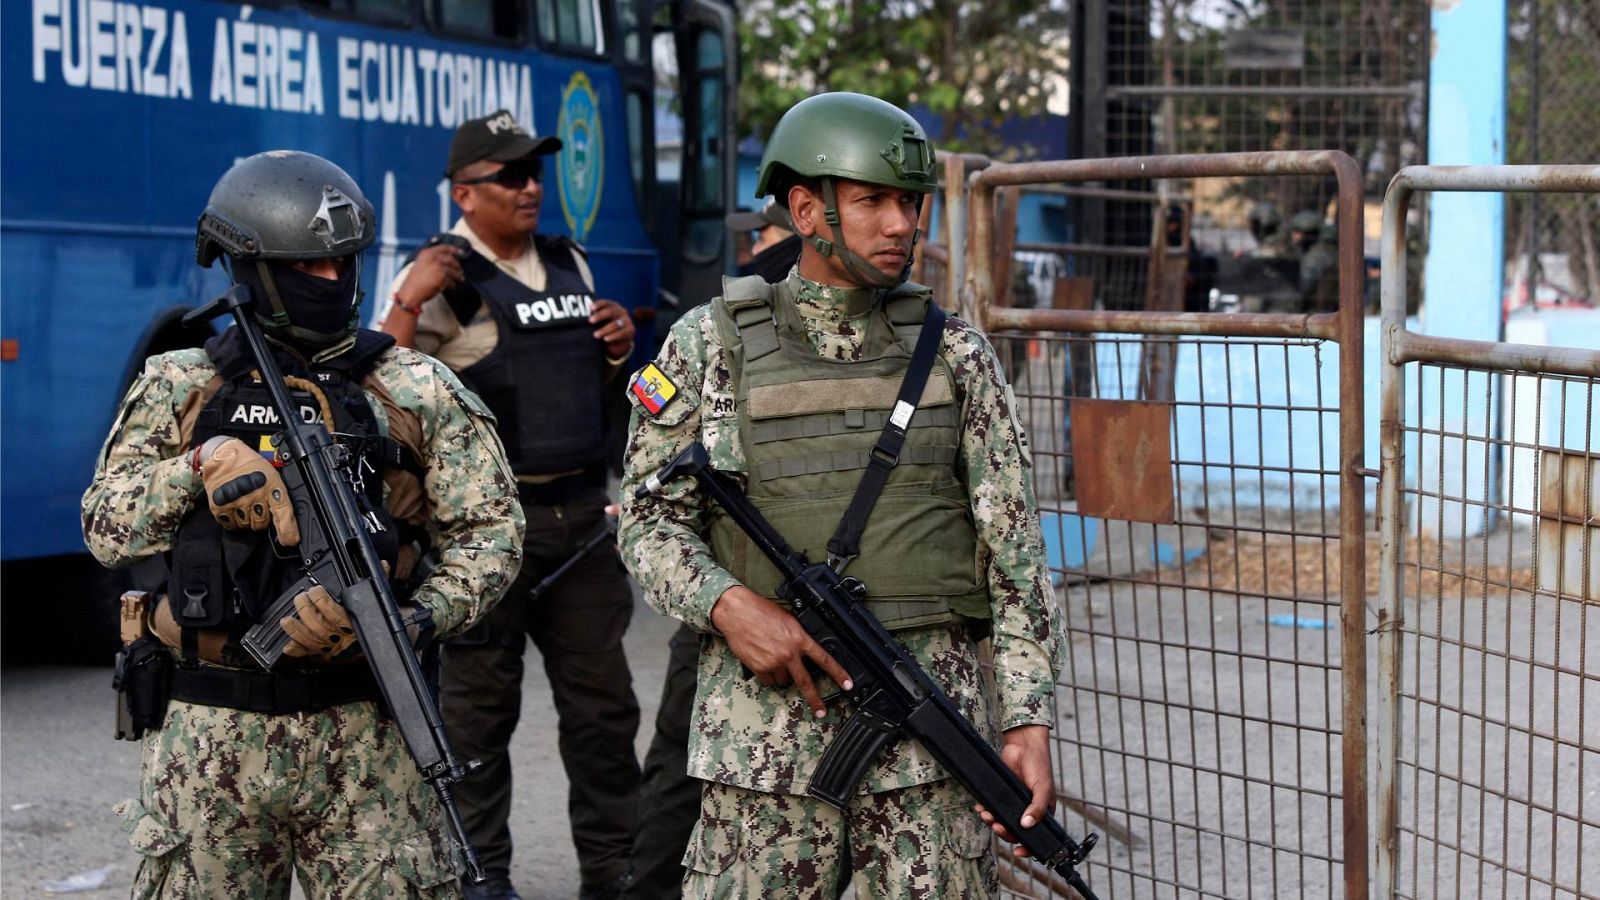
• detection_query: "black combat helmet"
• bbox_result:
[196,150,376,348]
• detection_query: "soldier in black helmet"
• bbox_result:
[83,150,523,897]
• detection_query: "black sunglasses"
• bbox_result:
[455,159,543,188]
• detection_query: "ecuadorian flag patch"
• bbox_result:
[630,363,678,416]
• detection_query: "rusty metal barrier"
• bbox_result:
[1375,166,1600,899]
[964,151,1369,897]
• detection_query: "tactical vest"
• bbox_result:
[706,276,990,630]
[450,234,606,476]
[166,328,408,663]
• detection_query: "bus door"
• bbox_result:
[672,0,736,310]
[641,0,735,328]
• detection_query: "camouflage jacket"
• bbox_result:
[619,272,1065,795]
[81,338,525,638]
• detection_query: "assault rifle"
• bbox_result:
[183,285,486,885]
[637,443,1102,899]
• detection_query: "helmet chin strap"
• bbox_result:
[811,178,919,291]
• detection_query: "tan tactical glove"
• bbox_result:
[280,584,356,662]
[197,436,300,546]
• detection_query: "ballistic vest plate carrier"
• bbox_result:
[451,234,606,477]
[706,276,990,630]
[167,328,405,660]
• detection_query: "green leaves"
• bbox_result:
[736,0,1069,155]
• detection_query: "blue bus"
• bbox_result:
[2,0,737,652]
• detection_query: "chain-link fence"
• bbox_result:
[1071,0,1429,315]
[1504,1,1600,312]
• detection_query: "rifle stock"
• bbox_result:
[183,285,485,884]
[637,443,1101,899]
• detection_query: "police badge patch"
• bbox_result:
[630,363,677,415]
[557,72,603,244]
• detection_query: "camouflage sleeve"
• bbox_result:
[377,349,524,637]
[617,310,741,632]
[81,352,214,567]
[945,318,1067,730]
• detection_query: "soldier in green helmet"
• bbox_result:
[1289,209,1339,312]
[618,93,1065,898]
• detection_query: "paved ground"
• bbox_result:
[0,587,680,899]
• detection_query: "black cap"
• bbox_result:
[725,197,793,232]
[446,110,563,177]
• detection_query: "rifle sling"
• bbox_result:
[824,301,946,569]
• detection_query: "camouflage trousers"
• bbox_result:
[116,700,458,899]
[682,779,997,899]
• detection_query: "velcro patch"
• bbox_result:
[630,363,679,416]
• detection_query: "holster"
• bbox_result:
[113,638,172,741]
[113,591,172,741]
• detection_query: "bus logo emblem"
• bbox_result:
[557,71,603,244]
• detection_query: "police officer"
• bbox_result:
[380,109,641,900]
[619,93,1065,898]
[82,150,524,897]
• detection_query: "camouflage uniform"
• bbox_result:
[83,340,524,898]
[618,273,1065,898]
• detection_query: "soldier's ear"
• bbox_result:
[788,187,820,238]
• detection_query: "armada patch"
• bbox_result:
[630,363,678,416]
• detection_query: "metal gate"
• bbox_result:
[964,151,1370,898]
[1374,166,1600,899]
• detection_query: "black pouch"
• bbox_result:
[113,637,173,741]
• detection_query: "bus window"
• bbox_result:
[536,0,605,55]
[429,0,525,41]
[626,89,650,223]
[684,28,725,260]
[303,0,413,24]
[617,0,647,65]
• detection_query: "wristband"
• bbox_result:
[391,298,423,316]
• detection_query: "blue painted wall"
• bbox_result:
[1416,0,1509,537]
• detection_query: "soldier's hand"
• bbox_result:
[280,584,357,662]
[589,298,635,360]
[396,242,466,309]
[710,585,852,717]
[974,723,1054,856]
[198,436,300,546]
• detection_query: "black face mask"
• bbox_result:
[236,259,359,344]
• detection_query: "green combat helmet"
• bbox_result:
[755,92,937,289]
[1289,209,1325,235]
[1288,209,1325,253]
[196,150,376,346]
